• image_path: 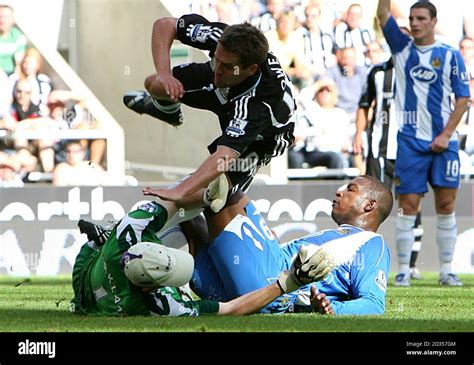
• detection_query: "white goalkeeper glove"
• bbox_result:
[203,174,229,213]
[277,244,336,293]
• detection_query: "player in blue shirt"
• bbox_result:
[181,175,393,315]
[377,0,470,287]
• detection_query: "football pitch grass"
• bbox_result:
[0,273,473,332]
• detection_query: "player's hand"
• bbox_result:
[203,174,229,213]
[310,285,334,315]
[277,245,335,293]
[156,71,184,101]
[298,245,336,282]
[429,133,450,153]
[142,187,184,202]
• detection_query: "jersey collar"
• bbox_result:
[228,70,262,102]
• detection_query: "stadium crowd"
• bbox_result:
[1,1,474,186]
[0,3,107,187]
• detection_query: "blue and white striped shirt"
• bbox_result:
[383,16,470,142]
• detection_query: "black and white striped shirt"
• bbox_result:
[359,59,398,160]
[176,14,295,159]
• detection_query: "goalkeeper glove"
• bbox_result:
[277,244,336,293]
[203,174,229,213]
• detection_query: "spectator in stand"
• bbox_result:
[0,4,26,76]
[288,79,351,170]
[48,90,106,167]
[7,79,55,173]
[325,46,367,122]
[458,77,474,163]
[265,11,308,89]
[0,151,23,187]
[364,40,389,67]
[215,0,241,24]
[334,3,375,67]
[297,3,336,81]
[0,68,9,117]
[250,0,285,33]
[8,48,52,115]
[459,37,474,74]
[53,139,107,186]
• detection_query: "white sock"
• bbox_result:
[160,207,203,233]
[412,240,422,252]
[157,225,189,253]
[150,97,181,113]
[396,214,417,275]
[436,213,457,275]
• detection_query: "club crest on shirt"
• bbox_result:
[226,118,247,137]
[138,202,159,214]
[431,57,441,69]
[189,24,212,43]
[336,228,351,235]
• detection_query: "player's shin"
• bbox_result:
[436,213,457,275]
[395,214,416,275]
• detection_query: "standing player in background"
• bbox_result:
[353,54,424,281]
[123,14,295,206]
[377,0,470,286]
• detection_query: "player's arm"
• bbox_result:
[143,145,239,203]
[431,52,471,153]
[378,2,410,53]
[430,97,470,153]
[219,245,335,315]
[354,66,377,154]
[353,108,369,155]
[149,17,183,101]
[376,0,391,28]
[218,282,283,315]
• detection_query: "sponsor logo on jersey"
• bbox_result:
[226,118,247,137]
[138,202,159,214]
[190,24,212,43]
[375,269,387,292]
[410,66,438,83]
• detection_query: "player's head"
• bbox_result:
[331,176,393,231]
[214,23,268,88]
[409,1,437,43]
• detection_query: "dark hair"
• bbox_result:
[361,175,393,225]
[410,1,437,19]
[219,23,269,68]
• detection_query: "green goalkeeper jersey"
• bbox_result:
[71,202,169,316]
[71,202,219,316]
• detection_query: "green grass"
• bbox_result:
[0,274,473,332]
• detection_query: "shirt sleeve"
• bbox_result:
[358,66,376,108]
[330,236,390,315]
[217,97,269,153]
[450,50,471,99]
[382,16,411,55]
[176,14,228,54]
